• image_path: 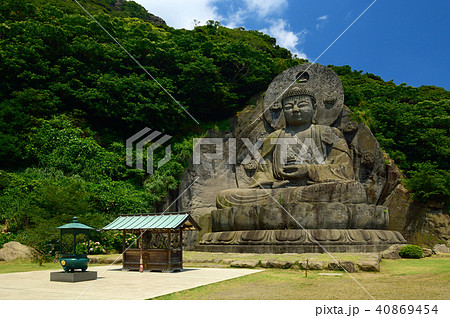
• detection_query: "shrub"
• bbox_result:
[0,232,16,248]
[399,245,423,259]
[76,240,106,255]
[104,231,137,253]
[403,162,449,209]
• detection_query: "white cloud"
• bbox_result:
[135,0,221,29]
[261,19,308,59]
[316,15,329,30]
[244,0,288,19]
[224,7,247,28]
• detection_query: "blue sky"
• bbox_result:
[135,0,450,90]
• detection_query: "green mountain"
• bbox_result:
[0,0,448,254]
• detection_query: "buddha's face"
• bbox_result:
[282,95,314,126]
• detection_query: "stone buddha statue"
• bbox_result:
[250,85,354,188]
[194,64,406,253]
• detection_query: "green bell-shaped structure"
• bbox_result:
[56,217,94,273]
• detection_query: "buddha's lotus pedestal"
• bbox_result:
[197,182,406,253]
[198,229,405,253]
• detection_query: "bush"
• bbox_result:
[399,245,423,259]
[403,162,450,209]
[104,231,137,253]
[76,240,106,255]
[0,232,16,248]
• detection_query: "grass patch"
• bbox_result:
[0,258,107,274]
[0,259,63,274]
[153,257,450,300]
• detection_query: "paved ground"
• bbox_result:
[0,265,262,300]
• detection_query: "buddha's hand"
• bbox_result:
[281,164,309,179]
[249,179,274,188]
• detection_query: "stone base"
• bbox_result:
[213,202,389,232]
[50,271,97,282]
[197,229,406,253]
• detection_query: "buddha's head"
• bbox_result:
[281,86,316,126]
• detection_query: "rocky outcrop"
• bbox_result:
[380,244,407,259]
[178,129,236,250]
[337,107,389,205]
[422,248,433,257]
[327,260,356,273]
[356,259,380,272]
[230,260,259,268]
[384,184,448,247]
[298,260,326,270]
[112,0,166,26]
[260,260,294,269]
[0,241,36,261]
[433,244,450,254]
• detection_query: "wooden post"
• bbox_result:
[167,230,171,272]
[139,230,144,272]
[122,230,126,270]
[180,228,183,269]
[122,230,126,253]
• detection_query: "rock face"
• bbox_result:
[230,260,259,268]
[112,0,166,26]
[385,184,449,247]
[142,12,166,26]
[260,260,294,269]
[380,244,407,259]
[0,241,35,261]
[433,244,450,254]
[298,260,326,270]
[180,64,406,253]
[178,129,237,249]
[356,259,380,272]
[422,248,433,257]
[327,260,356,273]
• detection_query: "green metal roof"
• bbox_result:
[102,213,200,231]
[57,217,94,230]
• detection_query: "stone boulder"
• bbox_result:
[298,260,326,270]
[0,241,36,261]
[422,248,433,257]
[230,260,259,268]
[221,259,236,265]
[327,260,356,273]
[366,253,382,263]
[380,244,407,259]
[260,260,294,269]
[433,244,450,254]
[356,259,380,272]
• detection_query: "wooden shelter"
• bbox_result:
[103,213,200,272]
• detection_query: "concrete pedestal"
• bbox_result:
[50,271,97,282]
